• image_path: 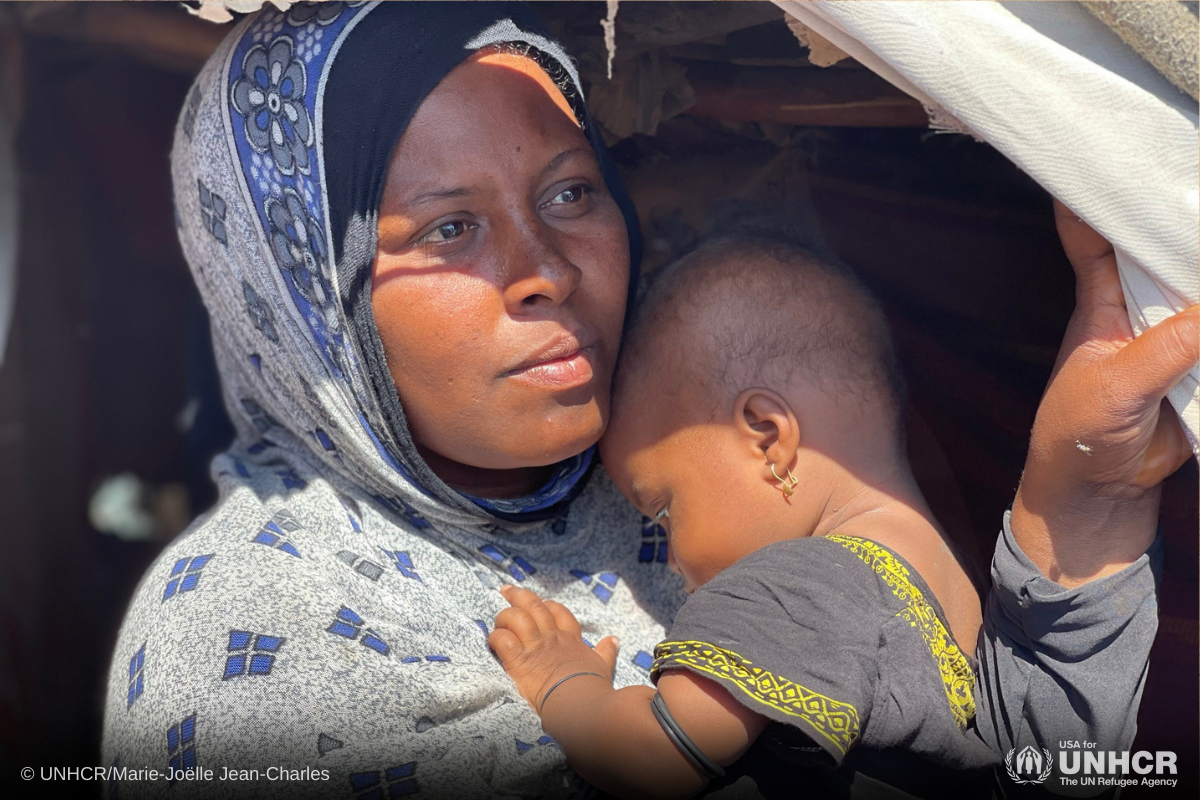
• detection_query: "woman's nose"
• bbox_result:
[499,222,582,313]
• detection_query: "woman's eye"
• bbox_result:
[417,220,470,245]
[548,185,589,206]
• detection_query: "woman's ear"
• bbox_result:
[732,389,801,475]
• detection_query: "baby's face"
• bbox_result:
[600,365,768,593]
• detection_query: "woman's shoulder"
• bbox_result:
[114,457,478,642]
[136,465,349,591]
[106,476,357,681]
[101,470,515,772]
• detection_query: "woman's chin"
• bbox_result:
[490,406,608,469]
[523,417,607,467]
[413,399,607,475]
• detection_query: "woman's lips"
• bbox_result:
[504,342,597,389]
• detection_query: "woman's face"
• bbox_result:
[371,51,629,487]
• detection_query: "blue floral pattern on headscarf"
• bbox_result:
[230,36,314,176]
[227,5,360,377]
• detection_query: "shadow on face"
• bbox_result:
[371,51,630,494]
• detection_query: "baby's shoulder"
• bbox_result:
[708,535,909,614]
[664,536,913,664]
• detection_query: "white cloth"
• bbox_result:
[774,0,1200,453]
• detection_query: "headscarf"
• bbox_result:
[200,0,640,525]
[104,4,683,795]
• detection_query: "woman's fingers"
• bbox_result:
[594,635,620,675]
[1109,305,1200,405]
[1052,200,1125,311]
[543,600,582,637]
[1135,400,1194,486]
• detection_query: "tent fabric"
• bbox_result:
[773,0,1200,454]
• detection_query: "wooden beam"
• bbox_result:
[684,61,929,128]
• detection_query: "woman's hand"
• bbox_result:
[490,585,619,713]
[1011,199,1199,587]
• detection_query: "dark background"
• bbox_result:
[0,2,1194,796]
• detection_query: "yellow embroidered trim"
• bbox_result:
[826,534,977,730]
[652,640,861,755]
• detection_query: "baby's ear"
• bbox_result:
[733,389,801,473]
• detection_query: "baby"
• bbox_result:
[490,227,999,798]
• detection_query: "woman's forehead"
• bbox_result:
[472,49,578,121]
[399,53,582,152]
[383,56,589,191]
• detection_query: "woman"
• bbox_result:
[103,3,1197,798]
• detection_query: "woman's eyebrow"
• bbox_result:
[403,148,592,208]
[408,186,474,207]
[537,147,593,182]
[408,149,595,209]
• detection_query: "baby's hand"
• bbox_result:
[489,585,619,713]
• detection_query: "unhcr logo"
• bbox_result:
[1057,745,1179,789]
[1005,741,1180,789]
[1005,746,1053,785]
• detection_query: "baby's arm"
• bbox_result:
[489,585,767,800]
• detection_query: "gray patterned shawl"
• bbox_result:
[102,3,685,798]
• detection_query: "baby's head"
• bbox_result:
[600,221,906,591]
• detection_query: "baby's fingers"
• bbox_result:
[594,635,620,676]
[543,600,583,637]
[501,584,560,634]
[488,628,525,667]
[495,605,540,644]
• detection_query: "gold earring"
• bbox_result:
[770,463,799,498]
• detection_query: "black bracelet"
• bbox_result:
[539,671,606,713]
[650,691,726,779]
